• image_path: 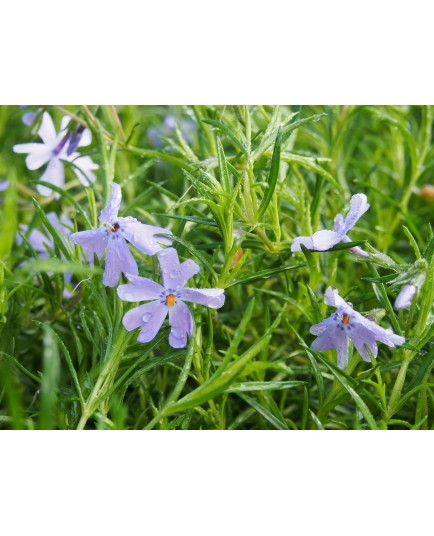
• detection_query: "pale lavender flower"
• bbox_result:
[117,247,225,348]
[70,182,173,287]
[0,180,9,192]
[13,111,98,197]
[394,284,417,310]
[17,212,74,298]
[310,287,405,369]
[20,105,38,126]
[291,193,370,257]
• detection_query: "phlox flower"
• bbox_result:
[13,112,98,197]
[70,182,173,287]
[394,284,417,310]
[20,105,39,126]
[17,212,74,298]
[310,287,405,369]
[117,247,225,348]
[291,193,370,257]
[0,180,9,192]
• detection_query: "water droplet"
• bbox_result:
[170,269,180,278]
[124,292,134,301]
[142,312,152,323]
[171,327,184,338]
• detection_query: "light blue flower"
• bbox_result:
[70,182,173,287]
[291,193,370,257]
[394,284,417,310]
[13,112,98,197]
[310,287,405,368]
[117,247,225,348]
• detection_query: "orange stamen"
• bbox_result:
[166,293,176,308]
[342,314,350,326]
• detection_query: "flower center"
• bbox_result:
[341,313,351,326]
[109,222,120,233]
[166,293,176,308]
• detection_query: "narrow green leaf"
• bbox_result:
[237,393,289,430]
[227,380,306,393]
[226,263,304,288]
[216,137,231,193]
[258,129,281,218]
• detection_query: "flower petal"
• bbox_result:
[13,143,52,170]
[70,228,108,265]
[311,327,348,369]
[103,235,138,287]
[117,275,164,302]
[22,111,36,126]
[333,213,345,234]
[394,284,416,310]
[99,182,122,224]
[311,230,342,250]
[340,235,370,258]
[137,301,168,343]
[119,217,172,255]
[122,301,168,342]
[38,112,58,147]
[158,247,200,289]
[68,155,98,186]
[351,310,405,347]
[181,288,225,309]
[46,212,73,238]
[346,323,378,362]
[37,158,65,197]
[291,236,314,252]
[18,225,52,253]
[324,287,350,309]
[309,315,338,336]
[59,116,71,132]
[78,128,92,147]
[343,193,370,233]
[168,300,193,348]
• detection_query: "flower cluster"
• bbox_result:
[292,193,405,368]
[12,111,408,365]
[70,182,225,348]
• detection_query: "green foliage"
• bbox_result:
[0,104,433,429]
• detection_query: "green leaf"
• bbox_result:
[38,325,61,430]
[33,321,85,409]
[258,129,281,219]
[227,380,306,393]
[216,137,231,193]
[0,178,17,260]
[32,198,72,260]
[236,393,289,430]
[202,119,247,154]
[19,258,99,277]
[226,263,304,288]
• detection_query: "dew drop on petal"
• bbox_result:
[171,327,184,339]
[142,312,152,323]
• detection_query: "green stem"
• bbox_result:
[77,329,128,430]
